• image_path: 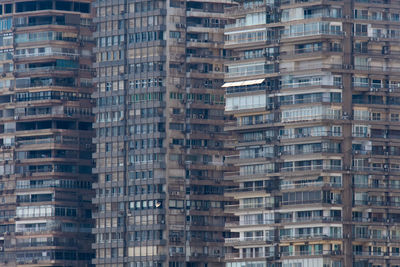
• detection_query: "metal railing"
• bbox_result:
[280,165,342,172]
[14,52,79,59]
[282,30,344,39]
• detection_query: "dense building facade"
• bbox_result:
[0,0,96,266]
[224,0,400,267]
[92,1,234,267]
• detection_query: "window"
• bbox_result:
[352,125,369,137]
[332,126,342,136]
[371,112,381,121]
[5,4,12,14]
[226,94,266,111]
[169,31,181,38]
[355,24,368,36]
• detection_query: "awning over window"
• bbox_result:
[222,79,265,88]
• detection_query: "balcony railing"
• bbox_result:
[282,30,344,39]
[354,65,400,72]
[187,22,224,29]
[281,148,341,156]
[282,199,342,206]
[351,166,400,173]
[226,216,343,227]
[16,240,77,248]
[14,52,80,60]
[280,233,342,240]
[355,0,390,3]
[280,131,342,139]
[353,200,400,207]
[281,250,342,257]
[225,185,277,194]
[225,203,275,211]
[282,114,342,123]
[280,182,342,189]
[280,81,341,89]
[353,251,400,257]
[281,165,342,173]
[280,97,335,106]
[15,66,80,74]
[225,252,275,260]
[281,0,342,5]
[225,236,273,243]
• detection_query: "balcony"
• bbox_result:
[281,250,342,257]
[281,79,341,89]
[281,199,342,206]
[225,185,278,195]
[16,136,79,147]
[280,131,342,140]
[280,233,342,241]
[281,30,344,39]
[353,182,388,189]
[281,182,342,190]
[280,165,342,173]
[14,66,80,75]
[354,65,400,73]
[281,148,341,156]
[279,96,336,106]
[225,203,276,212]
[225,236,274,244]
[355,0,390,3]
[226,84,272,95]
[14,52,79,61]
[282,114,342,123]
[187,22,224,29]
[353,251,400,257]
[353,200,400,207]
[225,251,275,260]
[186,39,224,46]
[281,0,333,5]
[226,216,342,227]
[225,219,275,227]
[351,166,400,173]
[16,240,77,248]
[281,64,345,74]
[226,67,275,79]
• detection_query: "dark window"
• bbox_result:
[5,4,12,14]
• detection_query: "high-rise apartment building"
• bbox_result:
[224,0,400,267]
[0,0,95,266]
[92,1,234,267]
